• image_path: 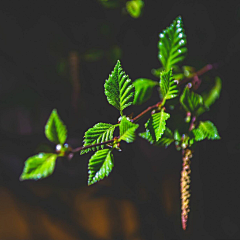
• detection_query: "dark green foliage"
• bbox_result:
[119,116,139,143]
[133,78,158,105]
[88,149,114,185]
[20,153,57,180]
[197,77,222,116]
[81,123,116,154]
[158,16,187,71]
[45,109,67,144]
[180,86,203,114]
[104,60,135,115]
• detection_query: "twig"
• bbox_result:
[72,139,115,153]
[132,101,162,122]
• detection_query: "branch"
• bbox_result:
[71,139,116,153]
[132,101,162,122]
[178,63,216,87]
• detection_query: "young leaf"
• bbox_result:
[197,77,222,116]
[192,121,220,141]
[81,123,116,155]
[88,149,114,185]
[20,153,57,181]
[160,69,178,102]
[180,86,203,114]
[126,0,144,18]
[45,109,67,144]
[155,127,174,147]
[119,116,139,143]
[158,16,187,71]
[146,109,170,141]
[104,60,135,115]
[133,78,158,105]
[139,130,155,144]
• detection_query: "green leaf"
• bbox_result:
[45,109,67,144]
[155,127,174,147]
[160,69,178,102]
[88,149,114,185]
[145,109,170,141]
[104,60,135,115]
[126,0,144,18]
[81,123,116,155]
[197,77,222,116]
[192,121,220,141]
[20,153,57,181]
[133,78,158,105]
[119,116,139,143]
[139,130,154,144]
[158,16,187,71]
[180,86,203,114]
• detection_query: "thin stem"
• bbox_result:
[178,63,215,87]
[72,139,115,153]
[132,101,162,122]
[189,116,196,132]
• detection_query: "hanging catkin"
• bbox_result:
[180,148,192,230]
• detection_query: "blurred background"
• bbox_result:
[0,0,240,239]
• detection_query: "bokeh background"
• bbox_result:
[0,0,240,239]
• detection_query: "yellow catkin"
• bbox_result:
[180,148,192,230]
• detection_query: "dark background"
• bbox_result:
[0,0,239,239]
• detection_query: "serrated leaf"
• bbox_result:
[88,149,114,185]
[197,77,222,116]
[119,116,139,143]
[20,153,57,181]
[160,69,178,101]
[81,123,116,155]
[126,0,144,18]
[158,16,187,71]
[155,127,174,147]
[192,121,220,141]
[139,130,155,144]
[180,86,203,114]
[104,60,135,115]
[45,109,67,144]
[133,78,158,105]
[146,109,170,141]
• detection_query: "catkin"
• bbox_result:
[180,148,192,230]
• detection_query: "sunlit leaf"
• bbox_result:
[104,60,135,115]
[45,109,67,144]
[20,153,57,181]
[192,121,220,141]
[119,116,139,143]
[81,123,116,155]
[145,109,170,141]
[155,127,174,147]
[133,78,158,105]
[158,16,187,71]
[180,86,203,114]
[160,69,178,102]
[139,130,154,144]
[88,149,114,185]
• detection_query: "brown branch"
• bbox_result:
[72,139,116,153]
[178,63,215,87]
[131,101,162,122]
